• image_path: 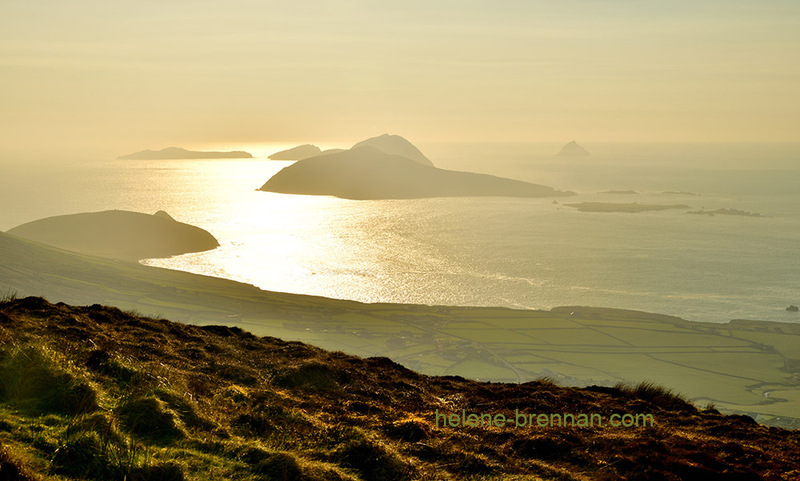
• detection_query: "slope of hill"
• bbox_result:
[1,297,798,481]
[2,232,800,428]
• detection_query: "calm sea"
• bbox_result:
[2,142,799,324]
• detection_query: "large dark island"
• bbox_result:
[259,135,573,200]
[260,145,573,200]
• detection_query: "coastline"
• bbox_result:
[4,153,799,325]
[2,232,799,426]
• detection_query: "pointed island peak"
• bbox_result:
[556,140,591,157]
[153,210,175,221]
[352,133,434,166]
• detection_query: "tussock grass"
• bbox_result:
[115,397,186,444]
[333,434,414,481]
[613,380,691,411]
[0,440,40,481]
[0,345,99,416]
[0,290,18,303]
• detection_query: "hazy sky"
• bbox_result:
[1,0,798,158]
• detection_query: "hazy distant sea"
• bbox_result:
[2,143,799,324]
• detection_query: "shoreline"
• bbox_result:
[2,232,800,426]
[141,253,800,327]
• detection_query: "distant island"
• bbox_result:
[664,191,701,196]
[7,210,219,261]
[564,202,690,213]
[599,190,638,195]
[268,144,321,160]
[688,208,764,217]
[556,140,591,157]
[118,147,252,160]
[260,137,574,200]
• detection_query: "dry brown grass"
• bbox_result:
[0,297,798,480]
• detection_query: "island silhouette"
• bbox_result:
[7,210,219,261]
[688,208,764,217]
[599,190,638,195]
[260,135,573,199]
[118,147,252,160]
[564,202,689,213]
[556,141,591,157]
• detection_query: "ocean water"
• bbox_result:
[1,142,799,324]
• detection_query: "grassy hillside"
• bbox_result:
[1,297,798,480]
[2,232,800,427]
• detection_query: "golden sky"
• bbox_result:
[1,1,798,158]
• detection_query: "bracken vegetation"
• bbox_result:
[0,297,798,480]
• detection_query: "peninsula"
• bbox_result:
[260,145,574,200]
[118,147,252,160]
[7,210,219,261]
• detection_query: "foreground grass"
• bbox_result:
[0,297,799,480]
